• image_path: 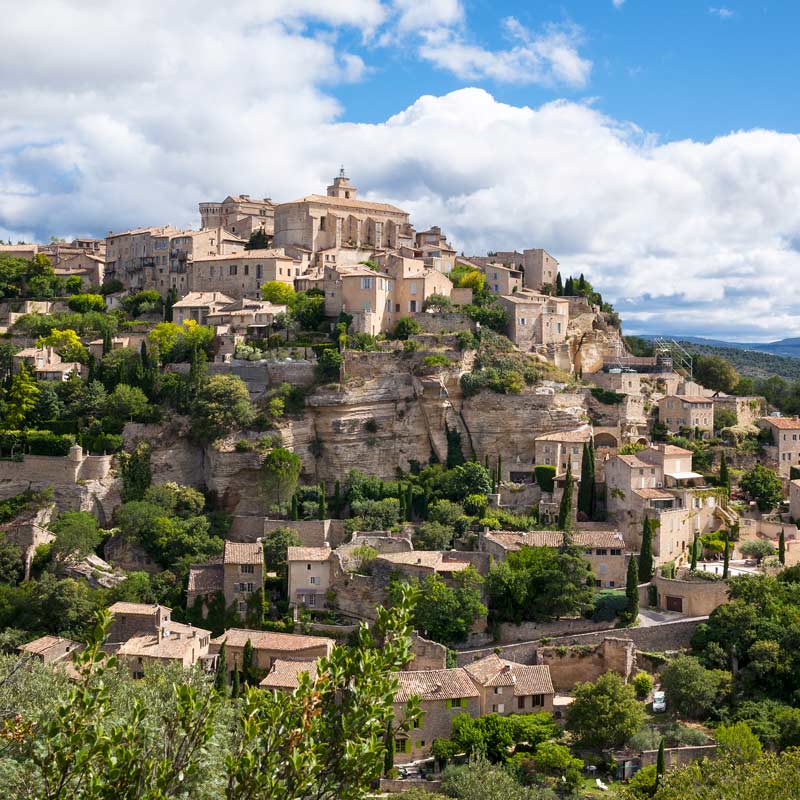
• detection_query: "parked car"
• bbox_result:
[652,690,666,712]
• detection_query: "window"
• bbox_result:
[307,594,316,606]
[413,718,420,729]
[395,303,400,312]
[395,738,409,754]
[596,548,608,555]
[409,300,417,312]
[307,564,312,570]
[493,687,503,695]
[230,265,237,276]
[244,264,249,276]
[446,697,467,709]
[256,264,262,279]
[519,317,526,326]
[241,564,254,574]
[518,696,526,710]
[610,549,621,556]
[238,600,247,613]
[410,282,417,295]
[531,694,544,707]
[492,703,505,713]
[594,579,601,588]
[310,576,318,585]
[360,277,373,289]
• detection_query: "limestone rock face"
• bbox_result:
[124,420,205,488]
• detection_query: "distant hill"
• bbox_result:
[639,337,800,381]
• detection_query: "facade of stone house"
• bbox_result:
[188,249,299,300]
[199,194,276,238]
[171,291,234,326]
[480,529,627,589]
[759,417,800,477]
[273,173,411,254]
[287,546,332,608]
[392,668,480,764]
[116,622,212,676]
[18,635,81,664]
[463,654,555,716]
[483,262,523,295]
[534,427,592,476]
[56,252,105,286]
[210,629,334,680]
[108,602,173,644]
[498,291,568,349]
[712,395,766,427]
[522,249,559,290]
[658,396,713,437]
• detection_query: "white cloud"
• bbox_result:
[612,0,625,8]
[391,0,463,32]
[708,7,735,18]
[417,17,592,88]
[2,2,800,340]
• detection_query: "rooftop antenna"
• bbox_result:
[339,164,346,178]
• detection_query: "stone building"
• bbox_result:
[650,570,730,616]
[658,396,714,437]
[392,668,480,764]
[186,540,264,619]
[521,249,559,290]
[287,545,332,608]
[210,628,334,680]
[105,225,180,289]
[462,654,554,716]
[758,416,800,477]
[259,658,317,692]
[480,529,627,589]
[605,444,733,558]
[172,291,234,326]
[56,251,105,286]
[13,346,81,381]
[534,427,592,476]
[498,291,569,349]
[712,395,766,427]
[273,171,412,254]
[199,194,276,238]
[483,262,523,295]
[188,249,300,300]
[18,635,81,664]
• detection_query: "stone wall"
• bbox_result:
[408,632,448,670]
[639,744,717,769]
[498,482,541,511]
[411,312,476,334]
[0,452,111,488]
[379,779,443,794]
[536,638,635,690]
[651,574,730,617]
[260,519,347,548]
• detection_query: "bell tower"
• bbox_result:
[327,166,357,200]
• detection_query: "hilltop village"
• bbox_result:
[1,172,800,797]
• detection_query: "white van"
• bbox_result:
[652,691,666,712]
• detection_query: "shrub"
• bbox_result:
[590,386,625,405]
[633,671,654,699]
[315,348,343,382]
[67,293,106,313]
[534,465,556,493]
[234,439,254,452]
[393,317,422,340]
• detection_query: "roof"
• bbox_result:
[224,540,263,565]
[283,193,407,214]
[617,455,649,468]
[117,626,210,660]
[463,654,554,696]
[633,488,676,500]
[658,445,694,455]
[108,602,170,615]
[172,292,234,308]
[762,416,800,429]
[670,395,712,404]
[287,546,331,562]
[19,635,78,656]
[665,471,704,481]
[393,668,479,703]
[499,293,547,305]
[211,628,335,652]
[486,530,625,550]
[187,563,223,594]
[259,658,318,689]
[376,551,472,572]
[535,428,592,443]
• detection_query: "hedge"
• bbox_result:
[590,387,625,405]
[83,433,123,454]
[0,430,76,456]
[534,465,557,493]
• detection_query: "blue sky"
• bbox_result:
[2,0,800,341]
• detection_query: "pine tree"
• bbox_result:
[333,480,341,518]
[656,737,665,784]
[722,532,730,578]
[242,639,254,686]
[626,556,639,623]
[690,532,699,571]
[719,452,730,496]
[231,665,241,699]
[557,462,574,531]
[779,527,786,565]
[555,272,564,296]
[578,442,595,519]
[214,641,227,693]
[318,482,327,519]
[639,517,654,583]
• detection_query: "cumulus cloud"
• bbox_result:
[417,17,592,87]
[612,0,625,8]
[708,7,735,18]
[1,2,800,340]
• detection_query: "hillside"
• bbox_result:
[676,341,800,381]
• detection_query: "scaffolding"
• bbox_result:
[654,337,693,380]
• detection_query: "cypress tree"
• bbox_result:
[333,480,341,518]
[555,272,563,295]
[484,454,489,470]
[318,482,327,519]
[383,721,395,775]
[588,437,597,517]
[87,353,97,384]
[497,453,502,485]
[578,442,594,518]
[557,462,574,531]
[656,738,665,784]
[214,641,227,693]
[719,451,730,495]
[291,494,299,521]
[723,532,730,579]
[639,517,654,583]
[779,527,786,565]
[690,532,699,571]
[626,556,639,623]
[231,665,241,699]
[578,273,586,292]
[242,639,254,685]
[406,484,414,520]
[564,276,574,296]
[399,491,406,522]
[102,327,112,355]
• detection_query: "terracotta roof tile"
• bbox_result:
[287,546,331,562]
[464,654,554,696]
[535,427,592,443]
[284,194,407,214]
[187,564,223,594]
[377,551,471,572]
[211,628,334,653]
[486,530,624,550]
[393,668,479,703]
[259,659,318,690]
[224,541,263,565]
[108,602,170,615]
[19,635,79,656]
[763,417,800,429]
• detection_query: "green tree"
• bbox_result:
[413,521,454,550]
[261,280,296,305]
[103,383,150,420]
[633,671,654,699]
[393,317,422,340]
[656,738,666,784]
[231,663,241,698]
[719,451,730,495]
[259,447,302,508]
[49,511,101,569]
[577,441,595,519]
[626,556,639,623]
[67,293,105,313]
[263,527,302,580]
[315,348,343,382]
[779,528,786,565]
[37,328,88,362]
[246,229,270,250]
[739,538,776,564]
[739,464,783,512]
[557,462,573,531]
[723,532,731,578]
[317,481,327,519]
[3,366,39,428]
[716,721,762,763]
[215,639,227,692]
[566,672,645,748]
[694,354,739,394]
[659,655,731,720]
[640,516,654,583]
[118,441,152,502]
[190,374,254,442]
[690,531,699,570]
